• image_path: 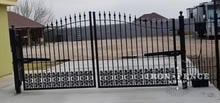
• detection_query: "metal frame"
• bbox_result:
[179,12,187,89]
[92,12,179,88]
[10,26,22,93]
[10,11,220,93]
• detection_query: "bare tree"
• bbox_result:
[8,0,54,25]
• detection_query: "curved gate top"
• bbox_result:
[10,11,186,92]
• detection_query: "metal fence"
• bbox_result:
[10,11,220,93]
[184,18,218,87]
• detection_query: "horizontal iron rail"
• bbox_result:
[144,51,182,57]
[122,51,182,59]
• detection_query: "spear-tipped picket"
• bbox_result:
[103,12,106,20]
[113,12,116,20]
[60,18,63,26]
[46,24,49,29]
[124,13,126,21]
[64,16,68,25]
[83,13,86,21]
[129,14,131,22]
[108,11,111,17]
[98,11,101,19]
[74,14,77,22]
[119,13,121,21]
[134,16,137,23]
[55,20,58,28]
[50,22,53,27]
[79,13,82,21]
[69,15,72,24]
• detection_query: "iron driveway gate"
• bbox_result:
[92,12,181,88]
[10,12,97,91]
[10,12,186,93]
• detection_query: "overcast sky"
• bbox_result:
[44,0,211,19]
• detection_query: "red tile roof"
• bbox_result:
[8,11,44,28]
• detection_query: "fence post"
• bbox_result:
[89,11,97,87]
[9,26,21,94]
[214,0,220,90]
[179,11,187,89]
[92,12,100,87]
[172,19,178,85]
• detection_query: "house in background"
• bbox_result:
[8,11,44,45]
[137,12,167,21]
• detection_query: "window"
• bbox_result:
[208,5,220,19]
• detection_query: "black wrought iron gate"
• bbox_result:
[10,12,186,93]
[10,12,97,91]
[92,12,181,88]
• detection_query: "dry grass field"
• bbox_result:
[22,35,217,60]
